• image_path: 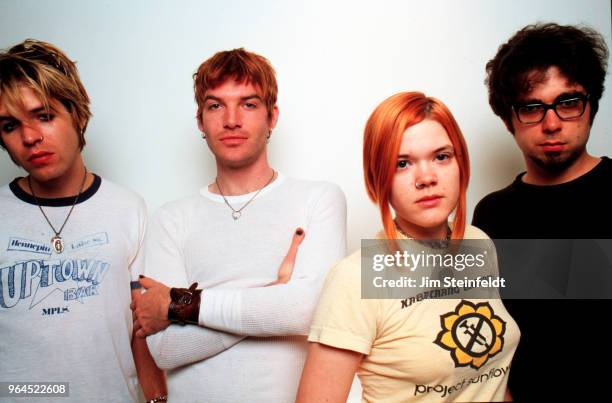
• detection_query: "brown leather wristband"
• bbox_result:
[167,282,202,325]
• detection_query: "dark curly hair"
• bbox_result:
[485,23,608,133]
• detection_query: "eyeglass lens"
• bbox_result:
[516,95,587,124]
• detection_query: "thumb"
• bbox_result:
[139,276,159,289]
[274,228,306,284]
[284,228,305,263]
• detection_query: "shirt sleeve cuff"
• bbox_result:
[308,325,372,355]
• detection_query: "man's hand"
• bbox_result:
[267,228,305,286]
[132,228,304,337]
[131,277,172,338]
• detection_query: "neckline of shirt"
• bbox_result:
[514,156,608,190]
[199,172,286,203]
[9,174,102,207]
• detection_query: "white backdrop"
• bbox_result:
[1,0,610,252]
[1,1,610,400]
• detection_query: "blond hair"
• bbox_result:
[0,39,91,150]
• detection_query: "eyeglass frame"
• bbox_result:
[511,93,590,124]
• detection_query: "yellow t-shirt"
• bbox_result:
[308,225,520,402]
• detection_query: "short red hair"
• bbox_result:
[193,48,277,119]
[363,92,470,240]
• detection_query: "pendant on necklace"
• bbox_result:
[232,211,242,220]
[51,235,64,254]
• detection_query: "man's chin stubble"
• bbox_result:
[530,148,583,173]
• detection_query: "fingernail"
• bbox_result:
[296,228,304,236]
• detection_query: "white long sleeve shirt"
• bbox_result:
[145,174,346,402]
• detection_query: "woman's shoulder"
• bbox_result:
[327,249,362,277]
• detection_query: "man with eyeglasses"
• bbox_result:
[473,23,610,401]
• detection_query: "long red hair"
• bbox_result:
[363,92,470,239]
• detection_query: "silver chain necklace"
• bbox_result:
[394,218,451,248]
[28,168,88,254]
[215,170,276,220]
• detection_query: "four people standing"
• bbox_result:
[1,20,610,402]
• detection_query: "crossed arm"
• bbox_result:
[132,228,305,338]
[131,289,168,399]
[132,229,306,369]
[129,199,167,398]
[132,184,346,369]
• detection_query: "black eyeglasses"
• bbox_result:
[512,93,589,124]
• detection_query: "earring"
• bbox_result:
[266,131,272,141]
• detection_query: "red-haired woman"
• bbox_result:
[296,92,519,402]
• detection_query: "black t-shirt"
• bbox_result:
[472,157,612,401]
[473,156,612,239]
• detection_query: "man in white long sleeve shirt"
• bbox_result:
[132,48,347,402]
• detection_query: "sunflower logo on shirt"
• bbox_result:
[434,300,506,369]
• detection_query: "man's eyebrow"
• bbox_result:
[203,94,262,102]
[203,95,221,102]
[241,94,262,101]
[519,91,585,105]
[554,91,585,101]
[0,106,54,122]
[28,106,48,114]
[518,98,543,105]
